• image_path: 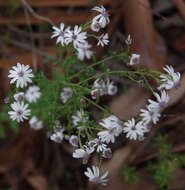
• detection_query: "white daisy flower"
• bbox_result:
[69,135,79,147]
[60,87,73,104]
[163,65,178,76]
[14,92,24,102]
[8,101,31,123]
[65,25,87,48]
[102,115,123,134]
[106,79,118,96]
[73,145,94,164]
[91,89,101,100]
[123,118,145,140]
[140,106,161,125]
[98,115,123,143]
[76,43,93,61]
[125,34,132,45]
[88,138,107,153]
[25,85,41,103]
[90,20,102,32]
[29,116,43,130]
[91,78,106,99]
[84,165,109,186]
[51,23,70,46]
[129,54,140,66]
[97,33,109,47]
[91,78,117,99]
[50,128,64,143]
[137,124,151,141]
[158,65,181,90]
[92,5,110,28]
[98,129,116,144]
[148,90,169,110]
[8,63,34,88]
[72,110,89,131]
[103,147,112,159]
[155,90,170,108]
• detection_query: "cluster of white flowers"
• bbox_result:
[71,116,120,185]
[91,78,117,99]
[8,63,41,123]
[71,64,179,186]
[50,6,180,185]
[91,6,110,29]
[51,6,110,61]
[72,139,111,183]
[5,4,182,187]
[52,24,88,50]
[7,61,180,186]
[122,90,170,141]
[93,74,177,143]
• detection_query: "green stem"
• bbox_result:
[142,75,156,96]
[78,130,83,149]
[69,53,123,81]
[82,96,111,114]
[78,70,131,85]
[98,154,103,169]
[61,81,91,92]
[84,127,91,141]
[87,34,97,39]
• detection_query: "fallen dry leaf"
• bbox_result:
[122,0,167,71]
[110,87,150,119]
[101,146,132,190]
[27,175,49,190]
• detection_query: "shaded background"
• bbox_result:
[0,0,185,189]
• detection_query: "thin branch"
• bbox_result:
[20,0,55,26]
[138,0,180,27]
[8,25,50,39]
[7,39,52,58]
[23,6,37,72]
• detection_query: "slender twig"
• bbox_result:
[20,0,55,26]
[69,53,124,81]
[7,39,52,58]
[9,25,50,39]
[138,0,180,27]
[23,6,37,72]
[82,96,112,114]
